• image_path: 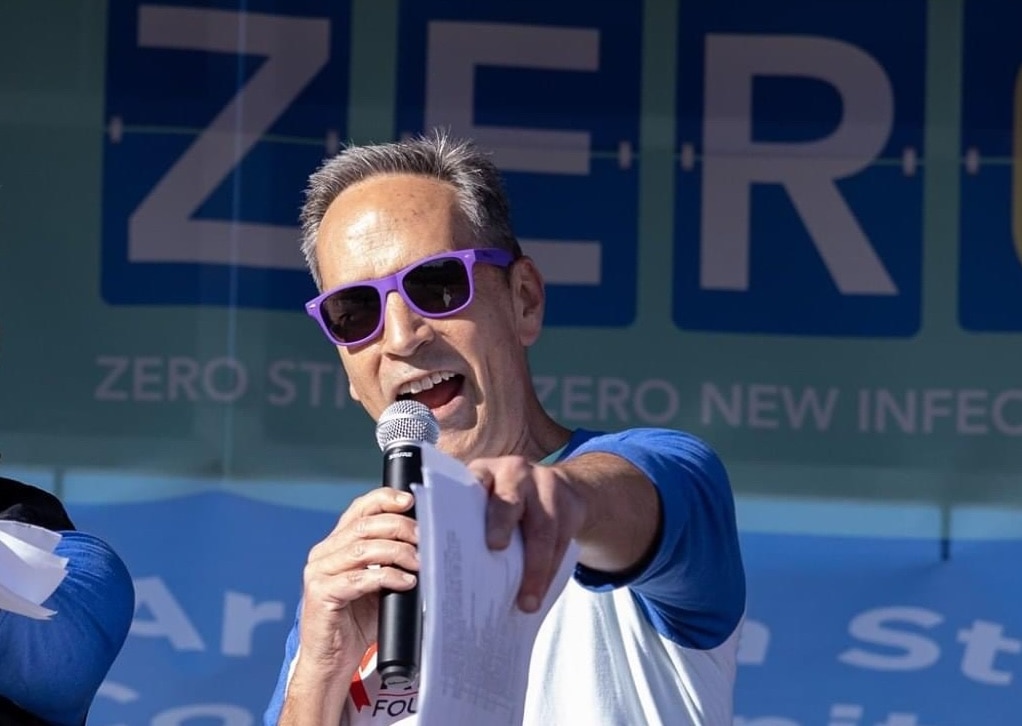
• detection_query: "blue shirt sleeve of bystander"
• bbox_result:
[0,530,135,726]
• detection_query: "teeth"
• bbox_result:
[398,371,456,397]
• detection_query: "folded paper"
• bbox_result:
[0,521,68,619]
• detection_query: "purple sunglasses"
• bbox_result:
[305,247,515,347]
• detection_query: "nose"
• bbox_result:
[380,290,433,357]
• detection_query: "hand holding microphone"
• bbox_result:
[374,400,440,688]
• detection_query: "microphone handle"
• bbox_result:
[377,442,423,688]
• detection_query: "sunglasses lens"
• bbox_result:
[403,258,472,314]
[320,285,381,344]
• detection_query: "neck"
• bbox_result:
[513,395,572,463]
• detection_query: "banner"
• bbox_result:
[1,1,1021,723]
[2,0,1021,501]
[60,489,1020,725]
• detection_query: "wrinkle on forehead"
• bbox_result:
[345,187,438,234]
[333,209,408,274]
[315,174,472,286]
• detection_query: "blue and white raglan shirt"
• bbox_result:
[265,428,746,726]
[0,480,136,726]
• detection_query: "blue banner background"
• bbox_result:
[2,0,1021,723]
[59,491,1022,725]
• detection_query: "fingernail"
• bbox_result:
[402,572,416,584]
[520,595,539,612]
[397,492,412,505]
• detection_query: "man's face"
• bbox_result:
[314,173,544,461]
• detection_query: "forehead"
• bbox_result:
[316,173,473,286]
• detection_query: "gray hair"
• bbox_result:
[299,128,522,289]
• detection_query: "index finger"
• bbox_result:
[335,487,415,532]
[516,503,561,613]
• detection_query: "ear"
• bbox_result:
[510,256,545,347]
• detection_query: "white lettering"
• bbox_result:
[701,34,896,295]
[132,356,163,401]
[424,20,602,286]
[737,618,770,665]
[563,375,594,422]
[221,592,285,657]
[203,357,248,403]
[873,387,916,433]
[151,704,252,726]
[266,360,297,406]
[700,382,839,431]
[736,708,936,726]
[921,388,953,433]
[168,356,201,401]
[956,389,989,434]
[633,379,678,424]
[265,359,349,408]
[535,375,680,425]
[861,388,1022,436]
[957,619,1022,686]
[130,6,329,269]
[95,355,249,403]
[839,606,942,671]
[875,714,935,726]
[992,390,1022,435]
[425,20,596,174]
[131,577,206,651]
[701,383,741,427]
[784,385,840,430]
[747,384,779,429]
[95,356,130,401]
[597,377,630,422]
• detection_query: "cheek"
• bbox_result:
[476,330,525,384]
[473,300,519,344]
[340,354,377,402]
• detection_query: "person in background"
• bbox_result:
[0,475,135,725]
[265,130,746,725]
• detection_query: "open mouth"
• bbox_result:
[397,373,465,410]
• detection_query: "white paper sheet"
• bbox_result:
[0,520,68,619]
[411,444,578,726]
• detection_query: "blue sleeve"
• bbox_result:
[0,530,135,726]
[564,428,745,650]
[264,602,302,726]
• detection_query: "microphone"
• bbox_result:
[374,399,440,688]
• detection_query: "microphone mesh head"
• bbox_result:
[375,399,440,450]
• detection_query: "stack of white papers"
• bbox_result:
[0,521,69,619]
[412,444,579,726]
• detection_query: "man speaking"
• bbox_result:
[264,131,746,725]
